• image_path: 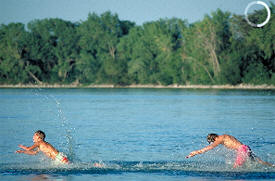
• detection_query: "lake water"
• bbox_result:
[0,88,275,181]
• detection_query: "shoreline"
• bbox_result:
[0,84,275,89]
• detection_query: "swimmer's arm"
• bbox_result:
[186,139,221,158]
[19,143,38,151]
[16,149,39,155]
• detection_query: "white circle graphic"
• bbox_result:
[245,1,271,27]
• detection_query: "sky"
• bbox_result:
[0,0,274,25]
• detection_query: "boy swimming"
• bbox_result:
[186,133,273,168]
[16,130,69,164]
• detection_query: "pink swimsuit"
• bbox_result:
[234,145,252,167]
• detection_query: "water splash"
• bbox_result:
[54,96,76,160]
[1,160,275,179]
[31,88,76,161]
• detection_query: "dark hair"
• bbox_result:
[207,133,218,144]
[35,130,46,140]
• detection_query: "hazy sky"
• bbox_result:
[0,0,273,25]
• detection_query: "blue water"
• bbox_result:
[0,88,275,181]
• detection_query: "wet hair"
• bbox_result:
[35,130,46,140]
[207,133,218,144]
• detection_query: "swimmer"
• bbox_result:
[16,130,69,164]
[186,133,274,168]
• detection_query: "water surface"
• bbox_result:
[0,88,275,180]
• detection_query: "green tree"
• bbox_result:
[182,9,232,84]
[76,12,133,84]
[0,23,37,84]
[119,18,186,85]
[50,19,79,83]
[26,18,79,83]
[1,7,274,86]
[230,3,275,84]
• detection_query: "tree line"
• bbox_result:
[0,5,274,86]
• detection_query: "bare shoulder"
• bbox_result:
[217,134,227,141]
[221,134,243,148]
[39,141,53,149]
[37,140,47,146]
[222,134,238,141]
[221,134,233,139]
[216,134,234,143]
[43,141,58,151]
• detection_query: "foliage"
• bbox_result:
[0,7,274,85]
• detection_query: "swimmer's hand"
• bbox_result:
[186,151,198,158]
[18,144,26,149]
[15,150,24,153]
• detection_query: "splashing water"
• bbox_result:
[1,159,275,179]
[32,88,76,161]
[54,97,76,160]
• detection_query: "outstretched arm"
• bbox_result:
[186,138,222,158]
[16,143,39,155]
[16,149,39,155]
[186,144,215,158]
[18,143,38,151]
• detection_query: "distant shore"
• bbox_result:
[0,84,275,89]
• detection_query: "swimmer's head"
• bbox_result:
[33,130,45,142]
[207,133,218,144]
